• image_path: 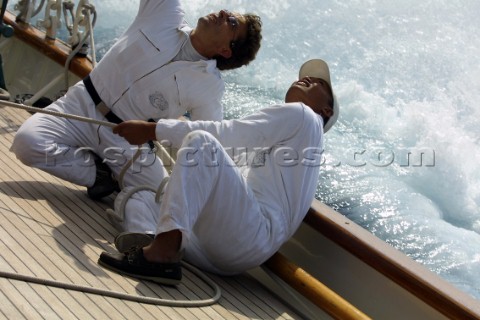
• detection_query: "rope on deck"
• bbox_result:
[0,261,221,307]
[0,100,222,307]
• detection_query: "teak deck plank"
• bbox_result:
[0,107,301,319]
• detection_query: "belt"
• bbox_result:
[83,75,156,151]
[83,75,123,124]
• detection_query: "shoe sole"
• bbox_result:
[98,258,181,286]
[115,232,154,254]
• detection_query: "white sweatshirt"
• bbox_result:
[156,103,325,241]
[90,0,224,121]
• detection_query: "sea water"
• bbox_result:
[35,0,480,299]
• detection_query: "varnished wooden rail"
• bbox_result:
[264,252,371,320]
[3,11,92,79]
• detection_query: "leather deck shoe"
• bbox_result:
[98,249,182,285]
[87,155,119,200]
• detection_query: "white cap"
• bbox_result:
[299,59,339,133]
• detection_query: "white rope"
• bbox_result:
[0,100,176,165]
[0,100,220,307]
[0,261,221,307]
[84,3,97,67]
[0,100,116,127]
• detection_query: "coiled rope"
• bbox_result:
[0,100,222,307]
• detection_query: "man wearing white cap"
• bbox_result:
[98,59,339,284]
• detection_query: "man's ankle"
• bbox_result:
[143,230,182,263]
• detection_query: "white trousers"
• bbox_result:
[11,83,168,189]
[118,131,279,275]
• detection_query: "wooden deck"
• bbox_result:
[0,107,302,319]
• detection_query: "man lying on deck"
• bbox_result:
[98,59,340,285]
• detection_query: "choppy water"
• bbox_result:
[21,0,480,299]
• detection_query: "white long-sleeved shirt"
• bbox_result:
[155,103,325,241]
[90,0,224,121]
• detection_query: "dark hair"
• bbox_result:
[214,14,262,71]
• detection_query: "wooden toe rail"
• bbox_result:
[264,252,371,320]
[3,11,93,78]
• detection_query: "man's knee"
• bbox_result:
[183,130,217,147]
[177,131,222,167]
[11,128,39,166]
